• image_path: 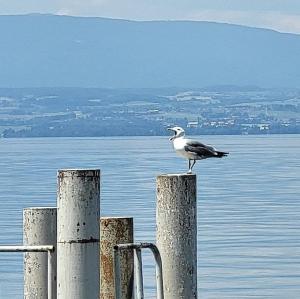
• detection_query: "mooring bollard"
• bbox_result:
[23,207,57,299]
[100,217,134,299]
[57,169,100,299]
[156,174,197,299]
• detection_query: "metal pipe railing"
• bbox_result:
[134,248,144,299]
[0,245,55,299]
[114,242,164,299]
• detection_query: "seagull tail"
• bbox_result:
[216,151,229,158]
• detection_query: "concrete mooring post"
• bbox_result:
[156,174,197,299]
[100,217,134,299]
[23,207,57,299]
[57,169,100,299]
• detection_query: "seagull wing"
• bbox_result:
[184,140,217,157]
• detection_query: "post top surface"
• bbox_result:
[23,207,57,211]
[100,216,133,220]
[157,173,196,178]
[58,169,100,177]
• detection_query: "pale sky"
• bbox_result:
[1,0,300,34]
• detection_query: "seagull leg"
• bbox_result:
[190,159,196,172]
[187,160,192,174]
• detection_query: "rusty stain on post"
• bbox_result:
[100,217,134,299]
[23,207,57,299]
[156,174,197,299]
[57,169,100,299]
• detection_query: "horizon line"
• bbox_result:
[0,12,299,36]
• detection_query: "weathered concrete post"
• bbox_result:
[100,217,134,299]
[57,169,100,299]
[23,207,57,299]
[156,174,197,299]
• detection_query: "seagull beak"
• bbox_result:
[167,128,176,141]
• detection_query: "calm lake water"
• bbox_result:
[0,135,299,298]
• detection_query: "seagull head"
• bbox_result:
[167,126,185,141]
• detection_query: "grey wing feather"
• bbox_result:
[184,140,217,157]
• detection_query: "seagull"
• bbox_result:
[168,126,229,173]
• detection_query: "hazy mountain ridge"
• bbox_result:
[0,14,300,88]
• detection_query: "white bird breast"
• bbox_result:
[173,137,198,160]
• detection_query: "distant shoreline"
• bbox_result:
[1,132,300,139]
[1,87,300,138]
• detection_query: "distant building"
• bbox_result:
[148,109,159,114]
[258,124,270,130]
[187,121,199,128]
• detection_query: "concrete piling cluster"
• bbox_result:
[22,169,198,298]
